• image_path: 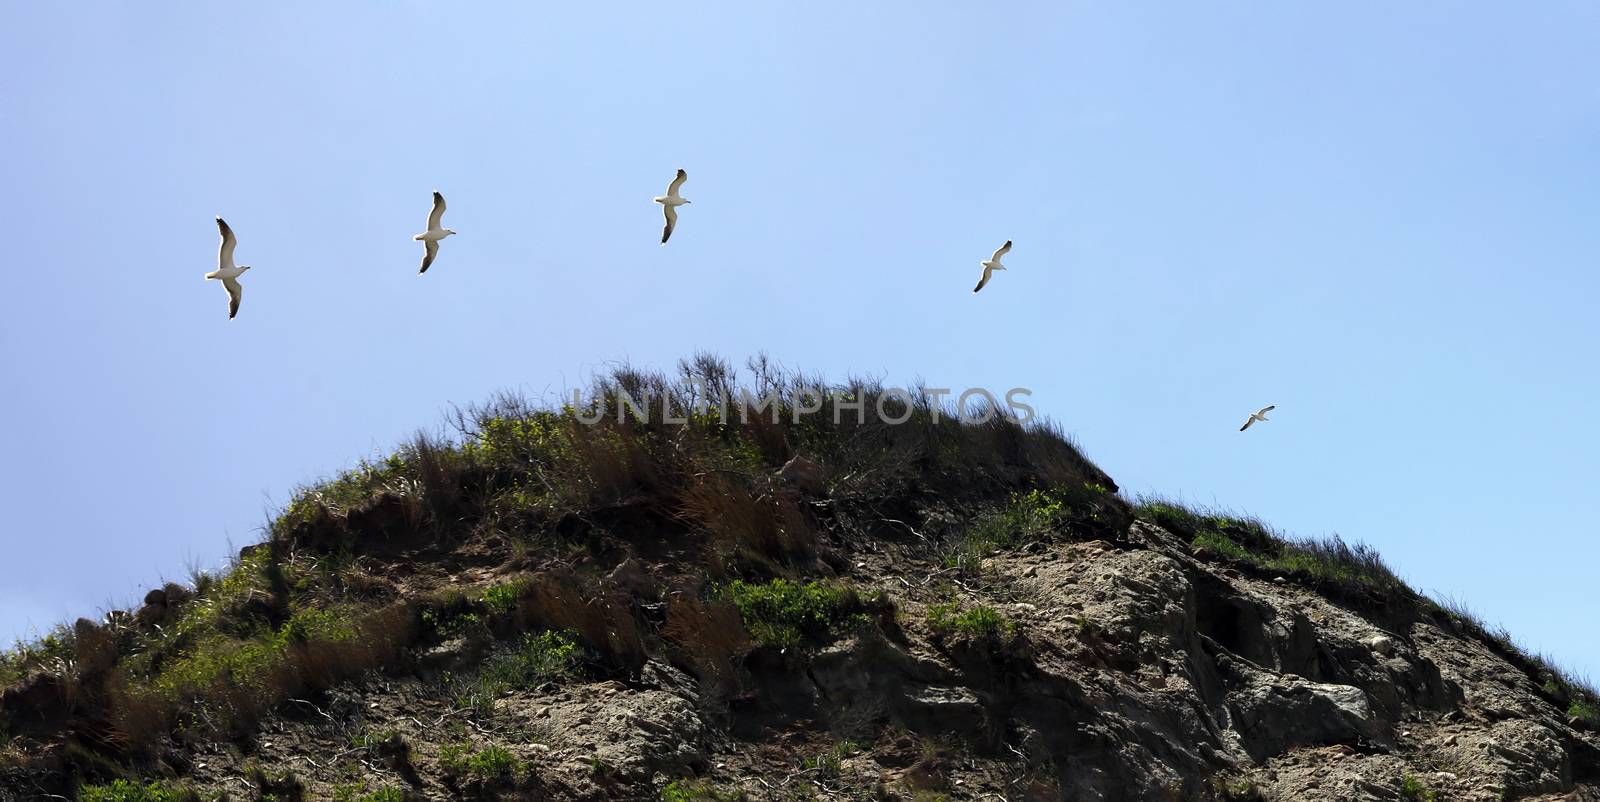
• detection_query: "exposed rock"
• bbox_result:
[605,557,658,601]
[776,455,827,496]
[1363,634,1396,656]
[1230,673,1384,758]
[0,673,70,739]
[8,476,1600,800]
[418,636,488,674]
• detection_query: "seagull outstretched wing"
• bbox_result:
[427,192,447,231]
[973,266,994,293]
[222,276,242,320]
[420,240,439,274]
[661,205,678,244]
[217,217,237,271]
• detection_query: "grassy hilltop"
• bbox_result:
[2,356,1596,801]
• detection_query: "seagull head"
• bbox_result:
[445,229,457,237]
[239,265,253,272]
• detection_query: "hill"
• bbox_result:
[2,357,1597,801]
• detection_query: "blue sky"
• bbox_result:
[2,2,1597,676]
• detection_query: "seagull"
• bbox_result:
[653,169,690,244]
[204,217,250,320]
[413,191,455,273]
[973,240,1012,293]
[1239,405,1276,432]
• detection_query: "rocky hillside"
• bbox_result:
[2,360,1597,801]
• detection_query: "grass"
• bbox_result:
[721,578,862,649]
[927,600,1015,641]
[945,484,1121,572]
[439,743,523,786]
[8,356,1116,765]
[1137,497,1406,594]
[661,780,746,802]
[445,629,581,718]
[332,781,406,802]
[1400,774,1437,801]
[77,781,195,802]
[23,354,1596,795]
[481,630,581,687]
[1147,496,1600,731]
[481,578,532,616]
[0,625,77,689]
[1570,698,1600,723]
[802,739,863,780]
[1428,595,1600,728]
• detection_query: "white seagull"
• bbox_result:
[413,191,455,273]
[973,240,1012,293]
[653,169,690,244]
[204,217,250,320]
[1239,405,1276,432]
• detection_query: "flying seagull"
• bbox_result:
[1239,405,1276,432]
[204,217,250,320]
[653,169,690,244]
[973,240,1012,293]
[413,191,456,274]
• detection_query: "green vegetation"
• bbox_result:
[927,600,1015,641]
[661,779,746,802]
[153,603,359,698]
[0,626,76,689]
[1428,596,1600,728]
[945,483,1119,572]
[440,743,522,785]
[448,629,581,716]
[721,578,861,648]
[1400,774,1437,801]
[482,630,581,687]
[331,781,405,802]
[802,739,863,780]
[481,577,532,616]
[16,356,1600,798]
[1138,498,1405,593]
[77,781,192,802]
[1570,698,1600,724]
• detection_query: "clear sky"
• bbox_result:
[2,2,1597,677]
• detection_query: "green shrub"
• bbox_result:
[440,742,521,784]
[481,578,532,616]
[151,603,359,699]
[927,601,1014,641]
[1569,698,1600,725]
[802,739,862,780]
[482,630,580,688]
[722,579,859,648]
[946,484,1117,570]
